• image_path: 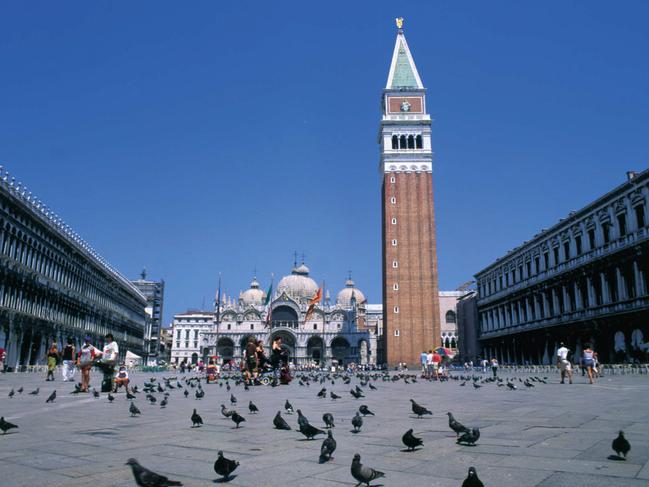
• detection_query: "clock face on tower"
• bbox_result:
[400,100,411,112]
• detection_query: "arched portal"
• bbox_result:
[270,330,296,363]
[307,336,324,365]
[271,306,299,329]
[191,353,199,365]
[331,336,351,366]
[216,337,235,362]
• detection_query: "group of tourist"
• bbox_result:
[419,350,446,379]
[239,336,291,385]
[557,342,600,384]
[40,333,122,392]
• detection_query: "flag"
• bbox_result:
[264,274,274,327]
[303,287,322,324]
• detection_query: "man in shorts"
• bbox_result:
[556,342,573,384]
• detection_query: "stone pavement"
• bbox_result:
[0,369,648,487]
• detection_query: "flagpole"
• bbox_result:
[322,279,326,369]
[215,274,221,364]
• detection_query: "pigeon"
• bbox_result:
[317,388,327,398]
[323,413,335,428]
[457,428,480,446]
[473,383,482,389]
[462,466,484,487]
[29,387,39,396]
[0,417,18,434]
[297,409,309,430]
[126,458,183,486]
[368,383,377,391]
[248,401,259,414]
[351,453,384,487]
[359,405,375,416]
[230,393,237,405]
[284,399,294,414]
[126,390,136,400]
[108,393,115,403]
[506,381,517,390]
[183,389,189,398]
[195,389,204,400]
[300,422,325,440]
[130,402,141,417]
[147,394,157,405]
[273,411,291,430]
[612,431,630,459]
[447,412,470,436]
[191,409,203,427]
[319,430,337,463]
[93,388,100,398]
[213,450,239,480]
[410,399,432,418]
[402,429,423,451]
[45,390,56,403]
[8,389,14,398]
[160,397,168,408]
[330,391,341,400]
[17,387,23,394]
[221,404,234,418]
[231,411,246,428]
[350,388,364,399]
[351,412,363,433]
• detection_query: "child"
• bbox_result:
[113,364,130,393]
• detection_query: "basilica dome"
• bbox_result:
[240,277,265,306]
[336,278,365,308]
[277,263,319,302]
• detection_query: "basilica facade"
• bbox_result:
[171,263,379,367]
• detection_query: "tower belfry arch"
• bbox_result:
[380,19,441,366]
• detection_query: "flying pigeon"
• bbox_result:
[351,453,384,487]
[0,417,18,434]
[125,458,183,486]
[213,450,239,480]
[462,466,484,487]
[17,387,23,394]
[457,428,480,446]
[359,405,375,416]
[191,409,203,427]
[322,412,335,428]
[612,431,630,459]
[410,399,432,418]
[273,411,291,430]
[402,429,423,451]
[351,412,363,433]
[319,430,336,463]
[45,390,56,403]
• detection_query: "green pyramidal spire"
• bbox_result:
[386,30,424,90]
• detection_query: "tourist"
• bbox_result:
[61,337,76,382]
[206,358,217,383]
[97,333,119,392]
[0,347,5,372]
[420,351,428,375]
[271,336,287,371]
[432,351,442,380]
[245,336,258,381]
[481,358,488,373]
[113,363,130,393]
[426,350,434,378]
[77,336,99,392]
[582,344,596,384]
[46,343,59,381]
[556,342,573,384]
[256,340,268,371]
[490,357,499,378]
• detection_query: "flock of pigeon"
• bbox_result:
[1,370,634,487]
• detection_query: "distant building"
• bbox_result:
[159,327,173,364]
[131,269,165,364]
[457,291,479,361]
[475,170,649,364]
[439,291,468,352]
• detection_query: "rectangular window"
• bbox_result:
[227,324,231,330]
[393,283,399,290]
[518,265,523,280]
[394,329,400,336]
[390,197,396,204]
[175,341,180,348]
[185,330,190,339]
[635,205,645,228]
[392,260,398,268]
[588,228,596,249]
[498,275,503,289]
[543,251,549,270]
[552,247,559,266]
[575,235,582,255]
[391,218,397,225]
[394,306,399,313]
[184,341,189,348]
[390,176,396,183]
[250,324,254,330]
[193,341,198,348]
[176,330,181,339]
[563,241,570,260]
[525,261,531,277]
[534,256,540,274]
[617,213,627,237]
[193,330,198,339]
[313,324,318,330]
[602,223,610,244]
[391,239,397,246]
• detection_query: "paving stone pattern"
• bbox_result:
[0,370,648,486]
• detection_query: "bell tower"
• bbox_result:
[380,19,441,366]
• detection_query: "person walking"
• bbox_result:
[556,342,573,384]
[61,338,76,382]
[0,347,5,373]
[245,336,258,383]
[97,333,119,393]
[490,357,499,378]
[582,344,596,384]
[77,336,99,392]
[420,351,428,375]
[426,350,434,378]
[46,343,59,381]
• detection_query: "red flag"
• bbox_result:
[303,287,322,323]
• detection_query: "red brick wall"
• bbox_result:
[382,171,441,367]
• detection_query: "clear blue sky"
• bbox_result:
[2,1,648,325]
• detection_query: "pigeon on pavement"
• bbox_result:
[612,431,630,459]
[8,389,14,398]
[126,458,183,486]
[130,402,141,417]
[457,428,480,446]
[462,466,484,487]
[213,450,239,480]
[29,388,39,396]
[274,411,291,430]
[300,422,325,440]
[248,401,259,414]
[351,412,363,433]
[231,411,246,428]
[447,412,470,436]
[351,453,384,487]
[410,399,432,418]
[284,399,294,414]
[0,417,18,434]
[323,413,335,428]
[359,405,375,416]
[45,390,56,403]
[221,404,234,418]
[402,429,423,451]
[319,430,336,463]
[297,409,309,430]
[191,409,203,427]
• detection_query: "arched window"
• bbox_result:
[407,135,415,149]
[399,135,407,149]
[445,310,456,324]
[451,337,457,349]
[444,337,451,348]
[416,135,423,149]
[391,135,398,149]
